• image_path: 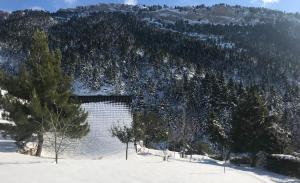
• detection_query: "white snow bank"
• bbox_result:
[271,154,300,161]
[138,145,215,163]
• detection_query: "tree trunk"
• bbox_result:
[222,146,226,173]
[223,155,226,173]
[222,146,225,159]
[251,152,257,167]
[134,141,137,153]
[54,132,58,164]
[36,132,44,157]
[173,144,176,158]
[126,142,128,160]
[55,153,58,164]
[226,149,231,161]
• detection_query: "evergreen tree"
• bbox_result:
[133,111,168,147]
[231,86,268,166]
[207,112,228,154]
[231,86,290,166]
[282,85,300,149]
[264,115,291,154]
[0,31,89,157]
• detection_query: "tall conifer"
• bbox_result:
[0,31,89,156]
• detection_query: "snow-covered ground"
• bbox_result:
[0,137,299,183]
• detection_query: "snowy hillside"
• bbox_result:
[0,3,299,182]
[58,3,300,26]
[0,138,299,183]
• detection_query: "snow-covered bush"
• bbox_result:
[266,154,300,178]
[209,154,223,161]
[292,152,300,158]
[230,156,252,166]
[229,153,252,166]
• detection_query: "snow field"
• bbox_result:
[0,145,299,183]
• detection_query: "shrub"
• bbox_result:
[230,156,252,166]
[292,152,300,158]
[209,154,224,161]
[266,154,300,179]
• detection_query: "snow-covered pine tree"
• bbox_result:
[282,85,300,150]
[0,31,89,157]
[231,86,268,166]
[207,112,228,154]
[133,111,168,148]
[231,86,291,166]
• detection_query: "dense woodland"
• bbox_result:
[0,4,299,164]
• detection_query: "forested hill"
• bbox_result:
[0,3,300,150]
[0,4,300,93]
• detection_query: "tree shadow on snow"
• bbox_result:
[188,161,299,183]
[0,140,17,153]
[194,159,299,183]
[226,165,300,183]
[158,155,299,183]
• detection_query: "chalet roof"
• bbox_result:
[73,95,132,105]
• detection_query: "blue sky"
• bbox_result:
[0,0,299,13]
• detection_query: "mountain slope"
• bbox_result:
[0,3,300,150]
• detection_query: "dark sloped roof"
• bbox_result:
[73,95,132,104]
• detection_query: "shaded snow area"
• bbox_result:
[0,138,299,183]
[42,101,132,158]
[0,135,16,153]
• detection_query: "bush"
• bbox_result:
[192,141,213,155]
[230,156,252,166]
[266,154,300,179]
[209,154,224,161]
[292,152,300,158]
